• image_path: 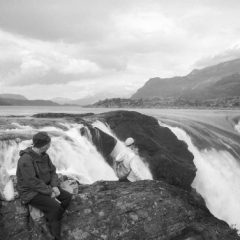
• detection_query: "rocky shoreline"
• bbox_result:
[84,97,240,109]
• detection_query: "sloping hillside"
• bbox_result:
[132,58,240,100]
[0,94,27,100]
[0,94,59,106]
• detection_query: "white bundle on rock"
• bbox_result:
[0,167,15,201]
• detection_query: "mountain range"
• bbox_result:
[132,58,240,100]
[51,96,100,106]
[51,91,127,106]
[0,93,111,106]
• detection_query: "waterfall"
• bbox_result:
[48,126,117,183]
[0,122,118,186]
[159,120,240,231]
[0,118,152,200]
[0,139,31,174]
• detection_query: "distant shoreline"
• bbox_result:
[0,104,240,110]
[83,105,240,110]
[0,105,240,119]
[84,97,240,110]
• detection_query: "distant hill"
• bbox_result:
[70,95,107,106]
[0,94,60,106]
[51,97,93,105]
[51,97,74,105]
[0,98,11,106]
[132,58,240,100]
[0,94,28,100]
[1,98,59,106]
[51,92,126,106]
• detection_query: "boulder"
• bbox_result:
[85,111,196,189]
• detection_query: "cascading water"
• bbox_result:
[158,120,240,231]
[235,121,240,133]
[0,118,153,200]
[49,126,118,183]
[0,139,31,175]
[0,122,118,186]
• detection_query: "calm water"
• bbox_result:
[1,106,240,132]
[0,106,109,116]
[1,105,240,118]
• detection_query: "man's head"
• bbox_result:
[32,132,51,153]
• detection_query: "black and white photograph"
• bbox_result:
[0,0,240,239]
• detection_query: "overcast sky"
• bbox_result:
[0,0,240,100]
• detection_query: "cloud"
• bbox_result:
[0,0,131,43]
[194,44,240,69]
[1,0,240,99]
[0,73,137,100]
[0,29,108,86]
[0,7,190,88]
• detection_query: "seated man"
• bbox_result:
[16,131,72,240]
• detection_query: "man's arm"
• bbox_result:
[48,157,59,187]
[18,156,52,195]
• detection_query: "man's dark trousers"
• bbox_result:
[29,187,72,239]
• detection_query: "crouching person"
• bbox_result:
[16,132,72,240]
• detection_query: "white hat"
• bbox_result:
[125,137,134,146]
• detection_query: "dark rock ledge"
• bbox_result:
[1,180,239,240]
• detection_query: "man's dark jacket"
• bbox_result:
[16,147,58,203]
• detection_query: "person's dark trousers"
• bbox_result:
[29,187,72,240]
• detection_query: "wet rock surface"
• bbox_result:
[1,180,239,240]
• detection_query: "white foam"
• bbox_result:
[0,123,118,185]
[3,180,15,201]
[0,140,31,172]
[48,127,118,183]
[159,120,240,231]
[11,122,33,130]
[235,121,240,134]
[0,120,152,191]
